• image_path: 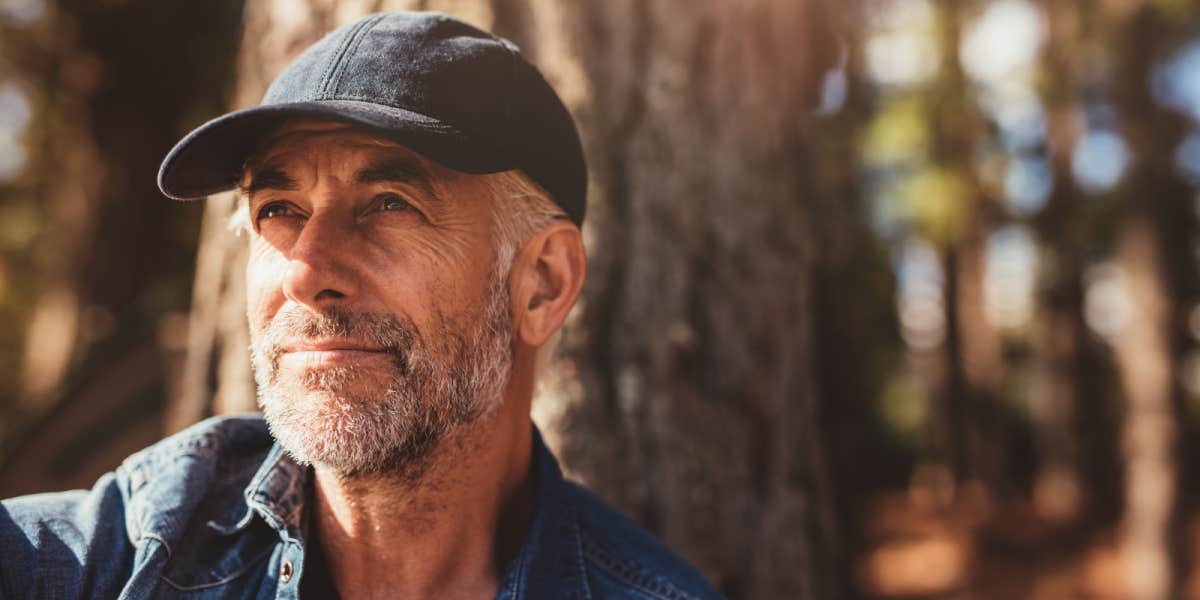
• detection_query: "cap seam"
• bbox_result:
[315,29,353,99]
[327,14,387,98]
[319,15,382,99]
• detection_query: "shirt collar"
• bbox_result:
[217,443,308,539]
[497,426,589,599]
[236,424,589,598]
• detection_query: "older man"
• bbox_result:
[0,12,723,600]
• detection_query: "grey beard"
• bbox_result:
[248,270,513,479]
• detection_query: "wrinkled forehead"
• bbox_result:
[240,118,441,188]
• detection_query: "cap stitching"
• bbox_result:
[315,29,355,100]
[327,13,387,98]
[318,15,382,99]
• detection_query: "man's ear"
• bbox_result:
[510,221,586,347]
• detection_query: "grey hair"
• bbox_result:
[484,169,569,271]
[228,194,251,235]
[483,170,570,376]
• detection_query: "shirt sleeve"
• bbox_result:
[0,472,135,599]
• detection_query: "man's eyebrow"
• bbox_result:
[242,166,300,194]
[354,159,439,201]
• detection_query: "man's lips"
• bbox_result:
[279,341,389,368]
[282,339,384,353]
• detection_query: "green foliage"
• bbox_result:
[863,96,931,167]
[879,371,931,447]
[899,166,968,246]
[1152,0,1200,21]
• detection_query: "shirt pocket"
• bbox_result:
[156,518,279,595]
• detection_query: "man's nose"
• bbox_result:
[281,212,359,309]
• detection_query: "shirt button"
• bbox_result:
[280,559,294,583]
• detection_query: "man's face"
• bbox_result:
[243,120,513,478]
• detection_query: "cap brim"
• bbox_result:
[158,100,515,200]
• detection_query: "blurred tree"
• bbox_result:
[869,0,1012,496]
[0,0,243,496]
[183,0,841,597]
[803,3,903,596]
[1106,2,1200,598]
[931,0,1010,492]
[1030,0,1121,529]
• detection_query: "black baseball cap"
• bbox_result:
[157,11,587,225]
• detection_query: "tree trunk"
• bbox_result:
[1031,0,1119,528]
[804,5,900,596]
[929,0,1007,492]
[557,3,840,597]
[187,1,840,597]
[1108,4,1199,599]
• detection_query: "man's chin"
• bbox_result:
[261,395,406,471]
[275,363,399,395]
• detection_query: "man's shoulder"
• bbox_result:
[3,413,274,532]
[113,413,276,538]
[0,414,276,597]
[558,480,726,600]
[117,413,273,485]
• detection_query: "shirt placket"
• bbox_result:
[243,444,310,600]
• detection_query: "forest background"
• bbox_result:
[2,0,1199,598]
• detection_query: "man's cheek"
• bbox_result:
[245,254,288,329]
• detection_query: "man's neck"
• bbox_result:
[310,410,535,600]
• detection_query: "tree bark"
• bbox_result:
[555,3,839,597]
[187,1,840,597]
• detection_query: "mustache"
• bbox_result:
[256,307,419,374]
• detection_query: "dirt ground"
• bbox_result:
[858,483,1200,599]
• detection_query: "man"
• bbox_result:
[0,12,723,600]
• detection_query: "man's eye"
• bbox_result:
[376,193,412,212]
[256,202,293,221]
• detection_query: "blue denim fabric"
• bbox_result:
[0,415,724,599]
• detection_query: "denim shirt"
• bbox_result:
[0,415,724,599]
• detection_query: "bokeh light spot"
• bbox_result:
[1072,130,1129,193]
[1004,155,1053,215]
